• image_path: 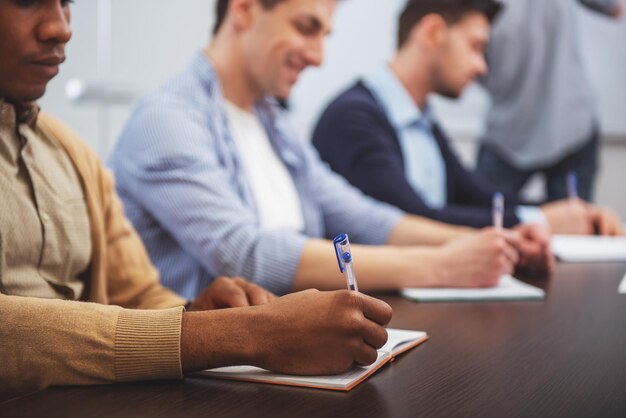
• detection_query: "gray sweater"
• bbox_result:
[481,0,618,169]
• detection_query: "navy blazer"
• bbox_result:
[313,81,531,228]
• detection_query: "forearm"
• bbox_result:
[387,215,474,246]
[292,239,442,291]
[182,289,395,377]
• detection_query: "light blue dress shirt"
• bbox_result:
[109,52,404,298]
[363,65,546,225]
[363,65,447,209]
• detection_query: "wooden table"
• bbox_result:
[2,263,625,418]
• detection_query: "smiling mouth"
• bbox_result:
[287,65,305,83]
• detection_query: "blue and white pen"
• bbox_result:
[492,192,504,230]
[333,233,359,291]
[567,171,578,199]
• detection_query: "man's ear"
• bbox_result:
[227,0,258,32]
[414,13,448,51]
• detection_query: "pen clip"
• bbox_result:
[333,233,348,273]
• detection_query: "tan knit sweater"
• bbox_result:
[0,112,187,390]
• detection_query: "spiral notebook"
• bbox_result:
[195,328,428,391]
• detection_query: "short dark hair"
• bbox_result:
[213,0,286,35]
[397,0,502,48]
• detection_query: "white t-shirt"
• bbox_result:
[225,100,305,232]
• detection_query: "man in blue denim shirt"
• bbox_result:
[110,0,552,299]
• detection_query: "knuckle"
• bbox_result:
[226,286,245,298]
[382,303,393,322]
[246,282,262,292]
[347,338,362,354]
[336,289,359,307]
[343,312,365,334]
[375,327,389,348]
[232,277,247,285]
[361,347,378,365]
[214,276,229,286]
[304,288,320,297]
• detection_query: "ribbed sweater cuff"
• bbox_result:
[114,306,184,382]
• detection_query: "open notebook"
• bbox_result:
[402,275,545,302]
[195,328,428,391]
[551,235,626,262]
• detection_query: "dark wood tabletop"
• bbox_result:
[2,262,625,418]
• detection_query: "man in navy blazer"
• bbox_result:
[313,0,623,235]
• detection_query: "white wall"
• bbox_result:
[40,0,215,156]
[291,0,626,138]
[40,0,626,214]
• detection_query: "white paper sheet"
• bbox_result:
[402,275,545,302]
[552,235,626,262]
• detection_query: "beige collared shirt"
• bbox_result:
[0,99,91,300]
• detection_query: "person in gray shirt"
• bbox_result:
[477,0,623,202]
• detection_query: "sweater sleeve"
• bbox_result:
[0,293,183,390]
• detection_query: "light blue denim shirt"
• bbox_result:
[363,65,447,209]
[109,52,404,298]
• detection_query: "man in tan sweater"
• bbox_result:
[0,0,392,391]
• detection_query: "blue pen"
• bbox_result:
[567,171,578,199]
[492,192,504,230]
[333,234,359,291]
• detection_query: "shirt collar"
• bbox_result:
[0,98,40,128]
[15,102,40,127]
[192,51,278,117]
[362,64,434,130]
[191,51,304,170]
